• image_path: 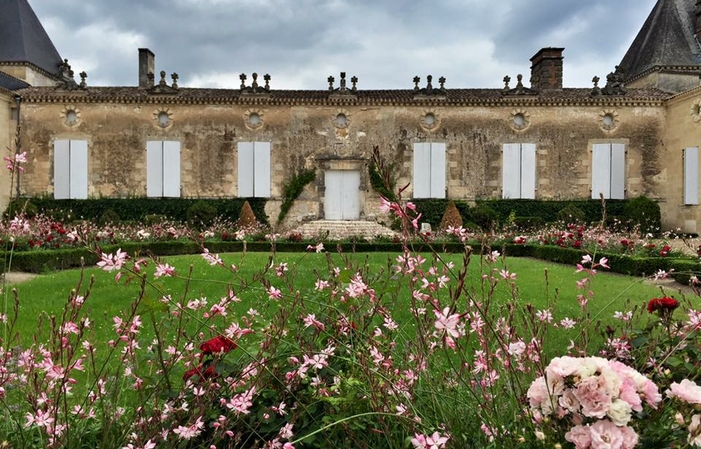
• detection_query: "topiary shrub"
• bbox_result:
[98,209,121,226]
[237,200,259,229]
[470,205,498,231]
[439,202,463,231]
[624,196,661,235]
[187,201,218,229]
[557,204,586,224]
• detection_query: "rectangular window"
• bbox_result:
[684,147,699,205]
[146,140,181,197]
[502,143,536,199]
[413,142,446,198]
[237,142,271,197]
[54,139,88,199]
[591,143,625,199]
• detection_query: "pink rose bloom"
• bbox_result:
[641,379,662,408]
[667,379,701,405]
[618,379,642,412]
[546,356,582,378]
[574,376,612,419]
[590,420,624,449]
[565,424,591,449]
[619,426,639,449]
[527,377,553,413]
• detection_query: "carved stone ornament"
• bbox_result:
[420,109,440,131]
[153,108,173,128]
[601,67,627,96]
[332,109,351,129]
[60,105,81,127]
[413,75,447,99]
[149,71,179,95]
[502,74,538,96]
[328,72,358,99]
[56,59,86,91]
[240,73,271,95]
[600,109,620,131]
[692,100,701,123]
[510,108,530,131]
[244,109,265,130]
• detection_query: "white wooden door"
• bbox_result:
[325,170,360,219]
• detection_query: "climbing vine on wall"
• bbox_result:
[368,146,399,203]
[277,168,317,224]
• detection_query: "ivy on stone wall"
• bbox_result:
[277,168,317,225]
[368,146,399,203]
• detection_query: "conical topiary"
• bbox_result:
[237,201,259,229]
[439,201,463,231]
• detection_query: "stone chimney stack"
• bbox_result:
[530,47,564,90]
[696,1,701,42]
[138,48,155,88]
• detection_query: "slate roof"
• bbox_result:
[0,71,30,91]
[0,0,62,75]
[618,0,701,81]
[14,86,672,106]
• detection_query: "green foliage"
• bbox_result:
[512,216,544,230]
[186,200,218,228]
[557,204,586,223]
[98,208,121,226]
[411,199,452,228]
[476,199,628,224]
[624,195,662,235]
[6,197,269,225]
[277,168,317,224]
[470,204,498,231]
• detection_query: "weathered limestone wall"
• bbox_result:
[0,93,12,211]
[662,89,701,233]
[17,99,666,227]
[0,65,56,87]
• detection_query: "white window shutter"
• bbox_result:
[610,143,626,199]
[162,141,181,197]
[69,140,88,199]
[253,142,271,197]
[413,143,431,198]
[685,147,699,205]
[430,143,446,198]
[146,141,163,197]
[592,144,612,199]
[502,143,521,199]
[237,142,254,197]
[521,143,537,199]
[53,140,70,199]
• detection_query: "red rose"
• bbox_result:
[647,297,679,313]
[200,335,236,355]
[183,364,217,381]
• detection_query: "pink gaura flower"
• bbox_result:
[434,307,461,339]
[268,286,283,300]
[97,248,128,272]
[411,431,449,449]
[154,263,176,278]
[173,416,205,440]
[201,248,223,266]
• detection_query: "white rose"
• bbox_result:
[608,399,633,426]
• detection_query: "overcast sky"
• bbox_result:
[29,0,658,90]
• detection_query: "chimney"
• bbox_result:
[138,48,155,88]
[530,47,564,90]
[696,1,701,42]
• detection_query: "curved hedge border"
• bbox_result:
[1,241,697,287]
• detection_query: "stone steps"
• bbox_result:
[290,220,398,241]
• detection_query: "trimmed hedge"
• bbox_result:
[6,197,269,225]
[475,199,629,224]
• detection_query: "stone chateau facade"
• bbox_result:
[2,0,701,232]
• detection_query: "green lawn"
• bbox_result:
[5,251,670,350]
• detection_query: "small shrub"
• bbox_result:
[439,202,463,231]
[186,201,218,228]
[624,196,661,235]
[470,204,498,231]
[144,214,167,225]
[97,209,120,226]
[557,204,585,223]
[513,216,544,230]
[237,200,259,229]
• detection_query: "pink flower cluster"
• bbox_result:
[527,356,662,449]
[666,379,701,446]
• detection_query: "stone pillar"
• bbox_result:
[530,47,565,90]
[138,48,155,88]
[696,0,701,42]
